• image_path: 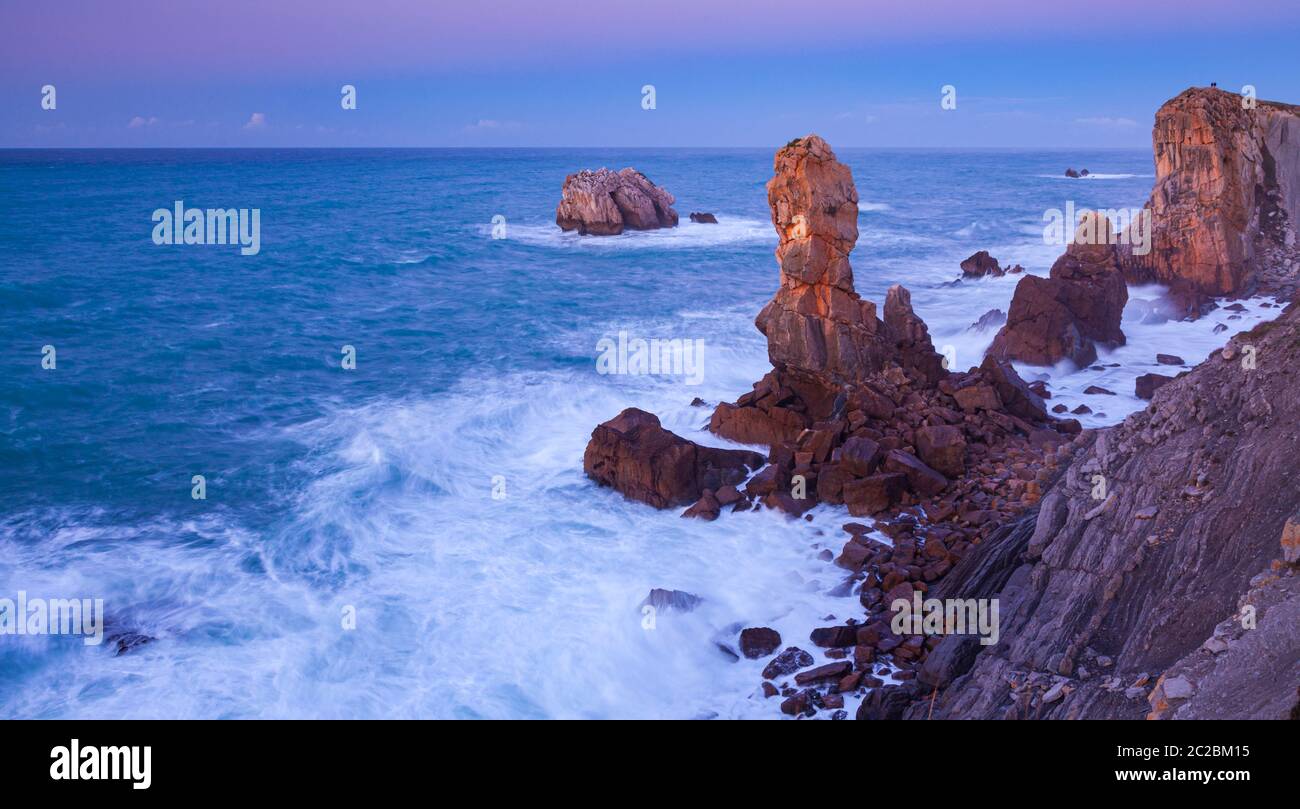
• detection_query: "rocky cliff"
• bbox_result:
[1118,86,1300,299]
[870,304,1300,720]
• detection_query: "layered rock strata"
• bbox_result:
[863,306,1300,720]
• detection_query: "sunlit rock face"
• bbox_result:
[1118,87,1300,298]
[754,135,895,386]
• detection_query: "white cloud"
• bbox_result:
[463,119,520,133]
[243,112,267,130]
[128,116,159,128]
[1074,116,1138,127]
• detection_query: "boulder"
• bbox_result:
[843,473,907,516]
[915,424,966,477]
[794,661,853,685]
[1135,372,1175,400]
[762,646,815,680]
[953,384,1002,413]
[641,589,702,613]
[883,450,948,496]
[838,435,883,476]
[810,625,858,648]
[689,212,718,224]
[584,408,764,508]
[681,490,721,520]
[987,212,1128,367]
[709,401,806,447]
[556,168,678,235]
[978,356,1049,422]
[960,250,1004,278]
[739,627,783,659]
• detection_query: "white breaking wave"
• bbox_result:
[1036,173,1152,180]
[1013,289,1279,425]
[503,217,775,250]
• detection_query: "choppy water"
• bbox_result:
[0,148,1275,718]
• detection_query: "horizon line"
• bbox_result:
[0,144,1151,151]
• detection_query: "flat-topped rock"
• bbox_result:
[583,407,763,508]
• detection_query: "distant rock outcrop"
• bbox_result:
[987,212,1128,367]
[961,250,1002,277]
[556,168,679,235]
[959,251,1025,279]
[1117,87,1300,298]
[689,212,718,224]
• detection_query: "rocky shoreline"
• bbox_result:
[584,87,1300,719]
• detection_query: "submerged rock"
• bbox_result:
[107,631,155,657]
[641,588,702,613]
[960,250,1005,278]
[968,308,1007,333]
[762,646,815,679]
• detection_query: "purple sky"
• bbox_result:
[4,0,1300,147]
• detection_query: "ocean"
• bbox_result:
[0,147,1277,719]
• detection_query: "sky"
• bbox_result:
[3,0,1300,148]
